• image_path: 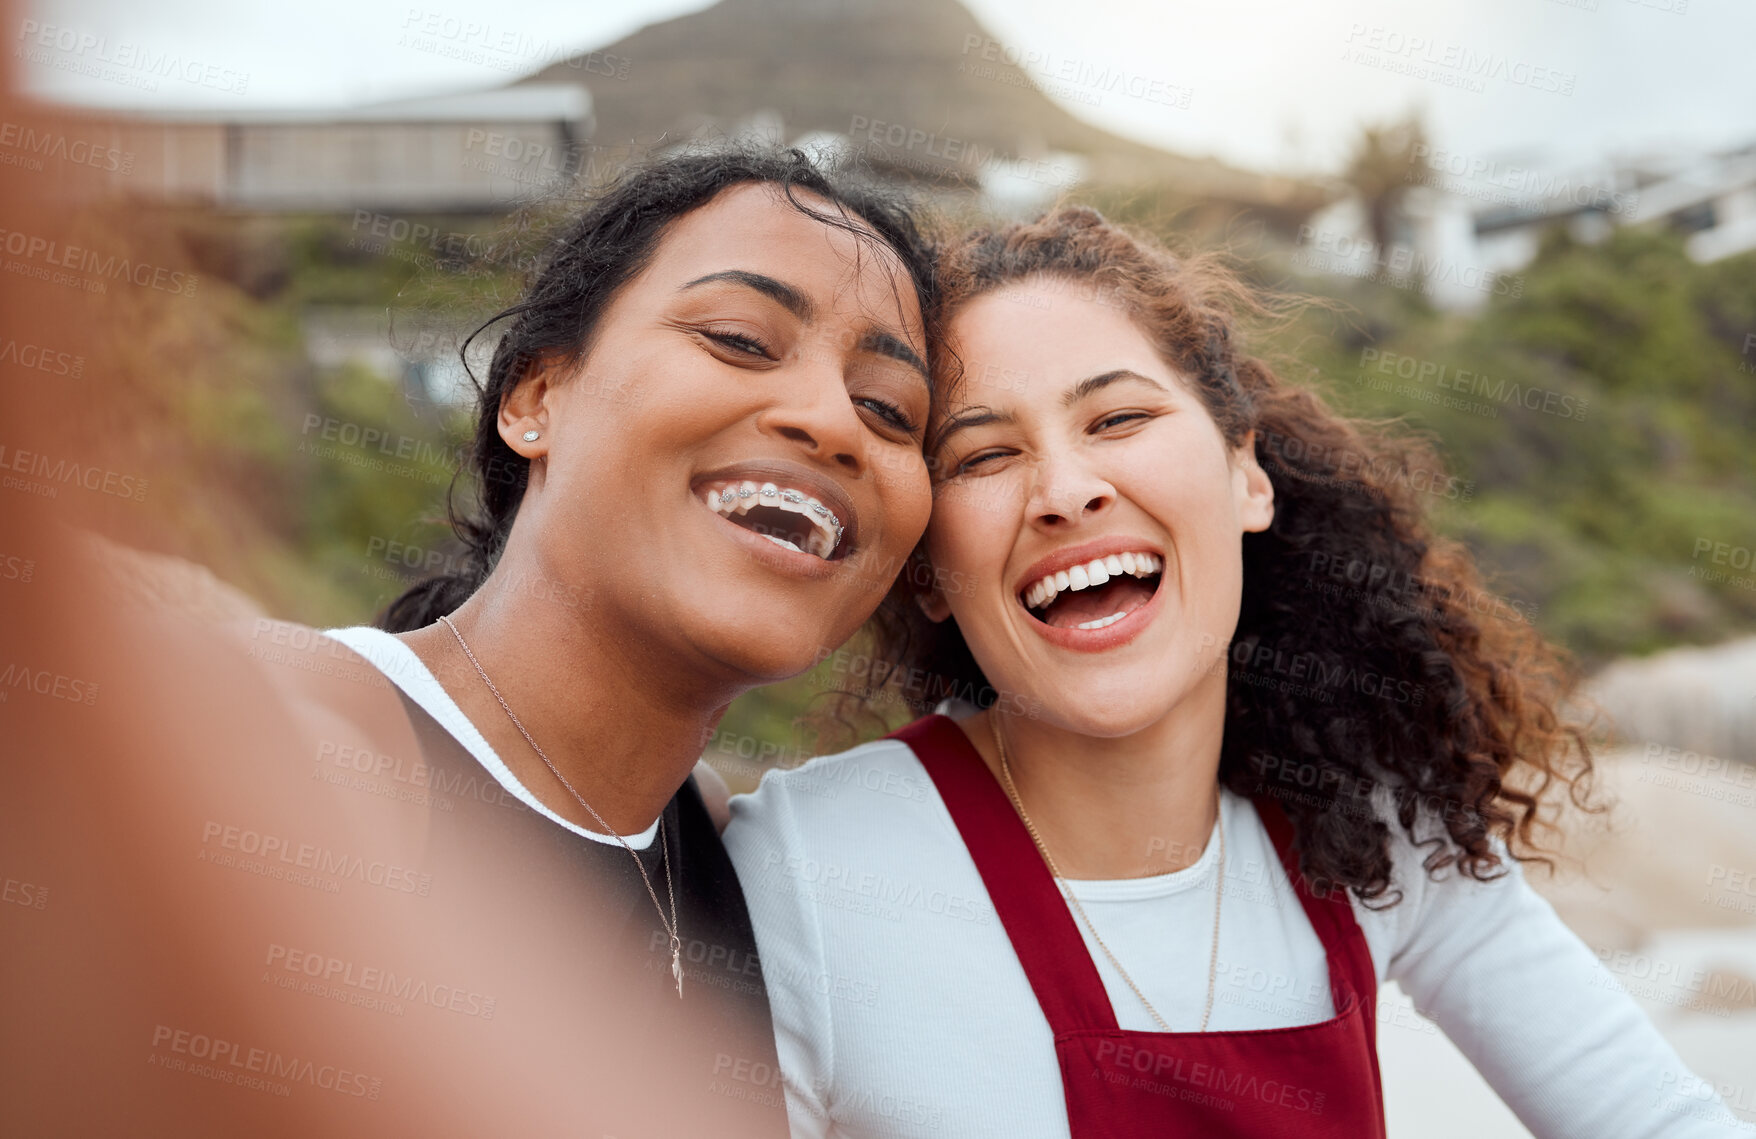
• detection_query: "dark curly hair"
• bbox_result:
[378,146,938,633]
[862,204,1596,904]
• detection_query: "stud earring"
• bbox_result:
[522,430,540,442]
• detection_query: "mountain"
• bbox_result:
[521,0,1320,217]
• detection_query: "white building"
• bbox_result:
[1297,142,1756,310]
[71,83,593,211]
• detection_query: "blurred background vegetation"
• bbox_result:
[75,132,1756,780]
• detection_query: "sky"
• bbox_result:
[13,0,1756,178]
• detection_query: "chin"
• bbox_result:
[695,607,851,685]
[1013,680,1179,741]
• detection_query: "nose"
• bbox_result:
[757,356,866,474]
[1027,450,1114,532]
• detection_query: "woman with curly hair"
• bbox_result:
[723,206,1739,1137]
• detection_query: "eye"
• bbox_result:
[951,449,1010,477]
[701,328,774,359]
[1093,410,1152,433]
[856,396,919,435]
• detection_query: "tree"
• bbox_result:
[1343,115,1429,263]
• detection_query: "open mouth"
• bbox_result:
[1019,551,1163,630]
[699,478,848,561]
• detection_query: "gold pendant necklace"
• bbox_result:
[440,614,684,998]
[992,714,1223,1032]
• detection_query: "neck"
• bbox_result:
[402,549,732,838]
[972,676,1227,880]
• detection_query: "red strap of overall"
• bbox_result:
[894,714,1377,1037]
[1253,794,1373,1024]
[894,714,1120,1032]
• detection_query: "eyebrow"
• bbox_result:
[934,368,1166,452]
[1063,368,1166,406]
[859,330,929,382]
[933,406,1014,450]
[679,270,814,321]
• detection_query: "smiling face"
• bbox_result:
[502,182,933,684]
[923,278,1274,738]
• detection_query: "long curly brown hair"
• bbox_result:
[860,205,1597,904]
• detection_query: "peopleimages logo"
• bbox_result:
[1340,23,1577,95]
[15,21,250,94]
[264,942,498,1019]
[1409,143,1638,218]
[1092,1038,1326,1115]
[0,443,149,502]
[397,9,630,78]
[0,227,198,297]
[199,821,434,897]
[0,121,133,174]
[1296,227,1523,298]
[1358,349,1588,422]
[957,34,1193,109]
[0,661,98,706]
[149,1024,382,1098]
[846,115,1080,191]
[0,334,83,377]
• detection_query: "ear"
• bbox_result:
[910,555,953,623]
[1231,431,1276,534]
[498,358,561,458]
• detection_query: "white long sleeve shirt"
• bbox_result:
[724,734,1745,1138]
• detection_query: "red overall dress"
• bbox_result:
[893,715,1388,1138]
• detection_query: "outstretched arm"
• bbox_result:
[1374,834,1745,1138]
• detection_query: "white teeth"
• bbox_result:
[760,533,804,554]
[1020,551,1163,612]
[774,490,841,551]
[702,478,845,560]
[1076,611,1128,630]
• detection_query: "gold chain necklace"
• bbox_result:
[992,715,1223,1032]
[439,614,684,999]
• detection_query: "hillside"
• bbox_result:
[521,0,1321,220]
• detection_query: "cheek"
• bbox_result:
[1127,468,1244,604]
[1123,434,1236,522]
[898,485,933,560]
[879,452,934,534]
[924,492,1012,592]
[591,338,732,430]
